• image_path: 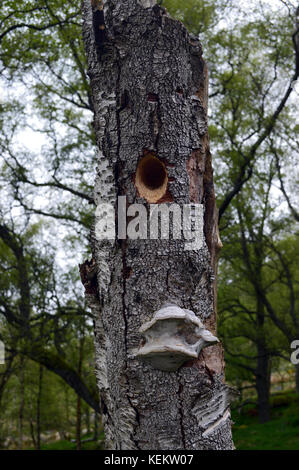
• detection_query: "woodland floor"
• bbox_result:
[232,390,299,450]
[27,390,299,450]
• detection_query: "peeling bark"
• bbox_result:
[82,0,234,450]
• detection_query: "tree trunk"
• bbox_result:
[93,412,99,441]
[255,295,271,423]
[82,0,234,450]
[76,395,82,450]
[76,334,84,450]
[29,416,37,450]
[256,345,271,423]
[295,363,299,394]
[85,407,91,435]
[18,356,25,450]
[36,364,43,450]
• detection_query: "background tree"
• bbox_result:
[164,0,299,423]
[218,183,298,422]
[0,221,100,412]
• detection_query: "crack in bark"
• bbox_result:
[178,381,186,449]
[153,93,162,152]
[121,241,129,355]
[127,396,141,450]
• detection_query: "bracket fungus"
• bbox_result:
[135,304,219,372]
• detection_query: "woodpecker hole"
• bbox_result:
[135,154,168,203]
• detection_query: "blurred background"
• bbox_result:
[0,0,298,450]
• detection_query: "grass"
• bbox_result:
[37,432,105,450]
[232,391,299,450]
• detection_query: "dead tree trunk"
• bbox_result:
[81,0,235,450]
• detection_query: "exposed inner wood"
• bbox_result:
[135,154,168,203]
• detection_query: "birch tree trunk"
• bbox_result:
[81,0,235,450]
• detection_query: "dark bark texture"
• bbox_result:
[82,0,234,450]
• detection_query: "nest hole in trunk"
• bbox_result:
[135,154,168,203]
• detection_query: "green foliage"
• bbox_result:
[38,432,105,450]
[232,392,299,450]
[0,0,298,449]
[0,356,101,449]
[163,0,227,35]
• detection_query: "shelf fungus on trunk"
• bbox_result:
[134,304,219,372]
